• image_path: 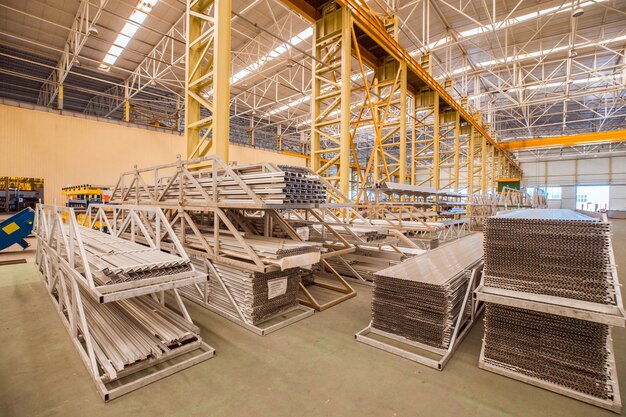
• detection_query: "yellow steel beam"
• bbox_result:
[500,129,626,151]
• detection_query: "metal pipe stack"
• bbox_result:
[371,234,483,349]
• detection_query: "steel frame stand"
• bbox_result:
[355,262,484,370]
[35,204,215,401]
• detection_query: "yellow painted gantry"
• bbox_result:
[284,0,521,199]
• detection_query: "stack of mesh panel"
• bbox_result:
[483,304,612,400]
[480,209,619,408]
[208,262,301,325]
[372,234,483,349]
[483,209,614,304]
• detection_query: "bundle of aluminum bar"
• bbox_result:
[371,234,483,349]
[117,163,327,205]
[483,304,614,400]
[80,289,200,372]
[80,226,193,284]
[207,262,301,325]
[483,209,613,304]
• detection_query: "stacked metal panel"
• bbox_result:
[208,262,301,325]
[479,209,622,411]
[371,234,483,349]
[483,209,613,304]
[483,304,613,400]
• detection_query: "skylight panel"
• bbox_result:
[98,0,159,71]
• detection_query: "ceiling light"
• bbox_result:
[88,25,99,35]
[569,49,578,58]
[572,6,584,17]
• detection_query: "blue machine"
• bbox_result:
[0,208,35,251]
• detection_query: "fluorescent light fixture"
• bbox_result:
[99,0,158,69]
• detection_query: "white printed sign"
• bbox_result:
[267,278,288,299]
[296,226,310,241]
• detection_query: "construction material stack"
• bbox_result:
[111,155,356,333]
[35,204,214,401]
[476,209,625,413]
[356,234,484,370]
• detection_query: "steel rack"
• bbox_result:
[35,204,214,401]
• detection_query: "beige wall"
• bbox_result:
[0,104,306,204]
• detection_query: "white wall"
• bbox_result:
[521,155,626,210]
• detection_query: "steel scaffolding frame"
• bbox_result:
[110,155,357,315]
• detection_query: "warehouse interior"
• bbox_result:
[1,0,626,416]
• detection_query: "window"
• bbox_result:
[576,185,610,211]
[542,186,562,200]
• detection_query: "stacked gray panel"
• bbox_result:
[208,262,301,325]
[483,304,612,400]
[481,209,618,404]
[483,209,613,304]
[372,234,483,349]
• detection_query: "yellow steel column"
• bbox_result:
[185,0,203,158]
[489,146,496,193]
[399,60,407,184]
[453,111,460,192]
[339,6,351,197]
[467,126,475,195]
[481,136,488,196]
[310,19,321,173]
[213,0,231,161]
[410,94,416,186]
[57,84,63,110]
[433,91,440,190]
[123,80,130,122]
[185,0,229,160]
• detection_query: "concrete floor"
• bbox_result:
[1,222,625,417]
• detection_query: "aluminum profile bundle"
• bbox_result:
[370,234,483,349]
[482,304,616,402]
[80,227,193,284]
[208,262,302,325]
[112,159,327,206]
[483,209,613,304]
